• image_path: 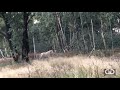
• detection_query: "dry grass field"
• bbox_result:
[0,54,120,78]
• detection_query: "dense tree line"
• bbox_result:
[0,12,120,62]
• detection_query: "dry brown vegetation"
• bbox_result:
[0,54,120,78]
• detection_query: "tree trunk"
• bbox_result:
[91,19,96,50]
[89,19,96,57]
[100,19,107,50]
[109,18,114,55]
[22,12,30,62]
[88,27,93,52]
[33,35,36,59]
[56,30,63,52]
[54,12,67,53]
[54,13,63,52]
[0,49,4,58]
[57,13,67,52]
[70,29,72,47]
[83,34,88,53]
[3,39,9,57]
[4,18,13,52]
[80,13,88,53]
[0,12,17,60]
[52,38,56,52]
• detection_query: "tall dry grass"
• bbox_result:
[0,55,120,78]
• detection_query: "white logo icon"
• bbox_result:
[104,69,116,75]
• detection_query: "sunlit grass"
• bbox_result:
[0,55,120,78]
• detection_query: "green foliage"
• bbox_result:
[0,12,120,55]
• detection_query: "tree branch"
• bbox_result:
[0,30,6,37]
[27,14,35,24]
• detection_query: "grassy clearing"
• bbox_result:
[0,55,120,78]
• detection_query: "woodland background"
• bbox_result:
[0,12,120,61]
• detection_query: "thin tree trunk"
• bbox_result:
[83,34,88,53]
[109,18,113,55]
[71,31,75,52]
[3,38,6,57]
[91,19,96,50]
[70,29,72,47]
[54,13,63,52]
[88,27,93,52]
[89,19,96,57]
[52,38,56,52]
[77,31,80,51]
[56,31,63,52]
[3,37,9,57]
[0,49,4,58]
[100,19,107,50]
[33,35,36,59]
[72,31,75,43]
[80,13,88,53]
